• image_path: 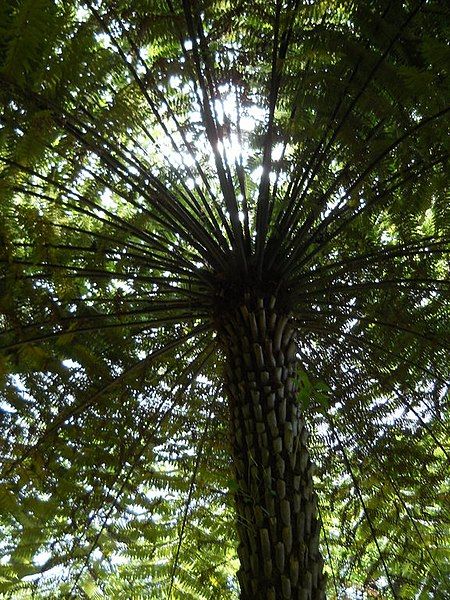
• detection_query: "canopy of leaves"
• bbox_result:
[0,0,449,598]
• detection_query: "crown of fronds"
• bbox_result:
[0,0,449,598]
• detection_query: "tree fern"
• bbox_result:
[0,0,449,598]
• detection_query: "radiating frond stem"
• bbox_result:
[3,269,212,304]
[293,305,449,350]
[57,122,231,267]
[317,504,339,599]
[256,0,302,271]
[1,2,448,595]
[1,157,199,260]
[299,338,448,458]
[119,35,232,244]
[297,159,437,267]
[84,1,233,249]
[1,315,211,351]
[168,399,215,597]
[4,171,225,282]
[327,416,398,599]
[254,0,282,272]
[309,316,448,382]
[269,2,320,227]
[279,0,427,245]
[180,0,247,270]
[279,117,448,276]
[1,323,212,482]
[291,276,449,301]
[302,360,449,476]
[1,89,231,270]
[389,388,449,462]
[11,240,208,282]
[0,256,204,287]
[67,341,217,596]
[292,238,449,290]
[234,86,251,245]
[273,0,411,241]
[289,133,447,272]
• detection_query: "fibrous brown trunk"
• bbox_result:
[220,295,326,600]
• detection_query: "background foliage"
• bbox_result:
[0,0,449,598]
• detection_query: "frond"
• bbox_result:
[1,0,448,597]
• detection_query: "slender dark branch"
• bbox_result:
[298,345,450,464]
[317,504,339,598]
[1,85,230,269]
[327,416,398,599]
[293,237,449,288]
[276,0,426,246]
[254,0,282,272]
[293,304,449,350]
[390,388,449,462]
[1,323,212,481]
[1,157,212,268]
[84,1,232,248]
[180,0,247,269]
[289,132,447,272]
[68,342,217,596]
[168,401,215,597]
[1,314,211,351]
[281,128,447,275]
[307,319,448,384]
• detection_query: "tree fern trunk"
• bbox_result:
[220,295,326,600]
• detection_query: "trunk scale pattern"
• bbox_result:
[220,295,326,600]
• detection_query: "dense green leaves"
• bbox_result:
[0,0,449,597]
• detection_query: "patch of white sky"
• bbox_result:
[0,374,26,414]
[213,89,268,173]
[100,187,115,209]
[61,358,81,370]
[75,5,90,22]
[380,229,396,244]
[419,290,437,308]
[95,31,111,49]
